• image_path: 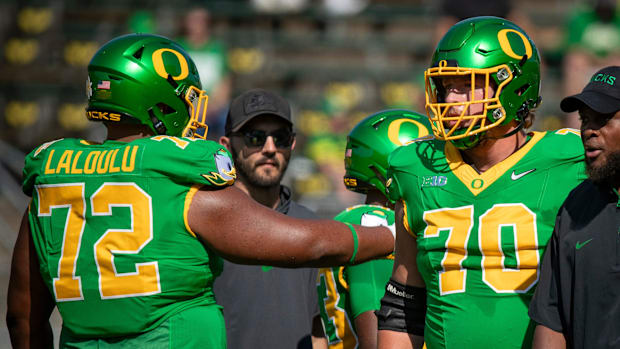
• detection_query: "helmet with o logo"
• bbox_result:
[86,34,209,138]
[424,16,541,149]
[344,109,430,196]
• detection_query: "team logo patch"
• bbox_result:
[202,149,236,186]
[511,168,536,181]
[422,175,447,187]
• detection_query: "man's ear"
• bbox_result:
[219,136,232,151]
[291,135,296,151]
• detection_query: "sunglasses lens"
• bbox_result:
[239,129,293,148]
[271,129,293,147]
[245,130,267,147]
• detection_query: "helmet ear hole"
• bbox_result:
[148,108,167,135]
[515,83,530,97]
[156,103,175,115]
[368,165,386,184]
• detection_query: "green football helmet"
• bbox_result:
[86,33,209,139]
[424,16,541,149]
[344,109,431,196]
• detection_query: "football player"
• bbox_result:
[376,17,586,349]
[317,109,430,349]
[6,34,395,349]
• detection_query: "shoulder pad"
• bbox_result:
[142,136,236,187]
[22,138,68,196]
[535,129,584,162]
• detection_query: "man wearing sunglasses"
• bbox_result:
[214,89,320,349]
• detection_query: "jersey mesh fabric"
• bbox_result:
[22,136,233,338]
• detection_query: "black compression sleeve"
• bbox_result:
[376,279,426,335]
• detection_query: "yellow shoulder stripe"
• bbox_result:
[183,184,202,238]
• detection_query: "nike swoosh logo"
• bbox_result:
[576,239,593,250]
[511,168,536,180]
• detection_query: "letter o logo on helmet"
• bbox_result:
[387,118,430,146]
[152,48,189,80]
[497,29,533,60]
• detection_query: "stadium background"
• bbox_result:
[0,0,607,346]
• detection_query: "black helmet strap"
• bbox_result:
[148,108,167,135]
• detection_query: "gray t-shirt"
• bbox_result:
[213,186,319,349]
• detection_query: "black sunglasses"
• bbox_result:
[230,128,295,148]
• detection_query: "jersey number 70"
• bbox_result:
[423,203,538,295]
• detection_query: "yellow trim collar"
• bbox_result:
[445,131,545,196]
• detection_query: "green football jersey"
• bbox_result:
[317,204,395,349]
[386,130,586,349]
[22,136,236,338]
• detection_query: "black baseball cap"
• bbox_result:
[561,66,620,114]
[225,89,292,135]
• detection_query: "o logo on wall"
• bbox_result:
[387,118,430,146]
[497,29,532,60]
[152,48,189,80]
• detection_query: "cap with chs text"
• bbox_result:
[561,66,620,114]
[225,89,292,134]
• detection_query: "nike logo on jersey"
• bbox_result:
[576,239,593,250]
[511,168,536,180]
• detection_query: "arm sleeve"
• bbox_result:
[528,214,565,332]
[347,259,393,319]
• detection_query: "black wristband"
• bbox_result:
[376,279,426,335]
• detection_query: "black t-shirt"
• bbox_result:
[529,179,620,348]
[213,185,319,349]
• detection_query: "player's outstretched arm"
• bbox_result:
[7,209,55,349]
[532,325,566,349]
[188,185,394,267]
[377,201,425,349]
